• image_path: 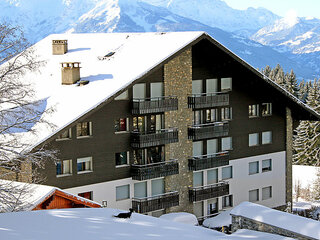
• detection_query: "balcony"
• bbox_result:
[132,191,179,213]
[189,181,229,202]
[131,128,178,148]
[188,121,229,141]
[131,159,179,180]
[188,92,229,109]
[132,96,178,115]
[188,151,229,171]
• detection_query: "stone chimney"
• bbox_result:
[61,62,81,85]
[52,40,68,55]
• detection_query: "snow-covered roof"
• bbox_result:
[0,180,100,212]
[203,210,231,228]
[159,212,198,225]
[230,201,320,239]
[0,207,294,240]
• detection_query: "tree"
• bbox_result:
[0,22,57,212]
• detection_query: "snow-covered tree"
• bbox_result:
[0,22,57,211]
[285,69,299,98]
[312,168,320,201]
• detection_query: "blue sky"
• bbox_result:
[223,0,320,19]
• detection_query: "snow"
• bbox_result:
[159,212,198,225]
[0,207,297,240]
[202,210,231,228]
[293,164,319,189]
[230,201,320,239]
[293,201,313,212]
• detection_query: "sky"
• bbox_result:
[223,0,320,19]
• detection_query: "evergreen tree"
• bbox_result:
[285,69,299,98]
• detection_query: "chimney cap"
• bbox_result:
[61,62,81,68]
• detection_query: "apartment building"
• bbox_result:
[19,32,319,218]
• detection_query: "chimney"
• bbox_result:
[52,40,68,55]
[61,62,81,85]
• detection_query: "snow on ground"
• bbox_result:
[293,164,319,190]
[202,210,231,229]
[293,201,313,212]
[231,201,320,239]
[0,207,294,240]
[159,212,198,225]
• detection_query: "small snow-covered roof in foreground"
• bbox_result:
[17,32,204,148]
[159,212,198,225]
[0,208,293,240]
[0,180,100,212]
[203,209,231,228]
[230,201,320,239]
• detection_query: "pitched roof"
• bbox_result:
[4,31,320,150]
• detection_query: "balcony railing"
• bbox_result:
[131,128,178,148]
[132,191,179,213]
[189,181,229,202]
[188,121,229,141]
[132,96,178,114]
[131,159,179,180]
[188,92,229,109]
[188,151,229,171]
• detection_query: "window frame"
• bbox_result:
[115,151,129,167]
[114,90,129,100]
[221,107,232,121]
[77,157,93,174]
[249,133,259,147]
[249,189,259,202]
[262,131,272,145]
[222,195,233,208]
[262,159,272,172]
[249,104,259,118]
[262,186,272,200]
[222,166,233,180]
[262,103,272,116]
[222,137,232,151]
[249,161,259,175]
[56,128,72,141]
[56,159,72,177]
[116,184,130,201]
[76,122,92,138]
[221,77,232,92]
[115,117,129,133]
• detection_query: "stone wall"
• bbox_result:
[163,48,193,213]
[231,215,316,240]
[286,107,293,211]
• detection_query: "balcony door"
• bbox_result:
[151,82,163,99]
[192,80,202,95]
[150,114,164,133]
[133,83,146,99]
[206,79,218,94]
[207,139,218,154]
[133,116,146,133]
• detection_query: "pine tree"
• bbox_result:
[285,69,299,98]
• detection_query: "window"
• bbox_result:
[193,110,202,125]
[194,201,204,218]
[134,182,147,198]
[262,103,272,116]
[262,131,272,144]
[115,151,129,166]
[262,186,272,200]
[221,107,232,121]
[133,83,146,99]
[116,185,130,201]
[192,80,203,94]
[151,178,164,196]
[193,141,203,156]
[222,166,232,180]
[115,118,128,132]
[249,189,259,202]
[207,198,218,215]
[56,128,71,140]
[221,77,232,91]
[76,122,92,137]
[207,139,218,154]
[193,171,203,187]
[249,133,259,146]
[151,82,163,98]
[207,169,218,184]
[249,104,259,118]
[262,159,272,172]
[206,109,218,123]
[249,161,259,175]
[133,116,146,133]
[115,90,128,100]
[77,157,93,173]
[56,160,72,176]
[206,78,218,93]
[78,191,92,200]
[222,137,232,151]
[222,195,233,208]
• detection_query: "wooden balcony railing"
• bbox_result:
[188,92,229,109]
[188,121,229,141]
[132,191,179,213]
[189,181,229,202]
[131,159,179,180]
[132,96,178,114]
[131,128,178,148]
[188,151,229,171]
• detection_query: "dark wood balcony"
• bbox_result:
[188,121,229,141]
[188,151,229,171]
[132,191,179,213]
[132,96,178,114]
[131,128,178,148]
[131,159,179,180]
[189,181,229,202]
[188,92,229,109]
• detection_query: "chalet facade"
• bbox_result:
[17,32,319,219]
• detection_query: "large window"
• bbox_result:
[151,82,163,98]
[249,189,259,202]
[222,137,232,151]
[115,151,129,167]
[262,159,272,172]
[262,131,272,144]
[222,166,232,180]
[116,185,130,201]
[133,83,146,99]
[76,122,92,138]
[133,146,164,165]
[249,133,259,147]
[222,195,233,208]
[77,157,93,173]
[193,141,203,156]
[206,78,218,93]
[134,182,147,198]
[192,80,203,94]
[221,107,232,121]
[207,139,218,154]
[221,77,232,91]
[249,161,259,175]
[262,186,272,200]
[262,103,272,116]
[115,118,128,132]
[249,104,259,118]
[56,160,72,176]
[193,171,203,187]
[56,128,71,140]
[207,169,218,184]
[151,178,164,196]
